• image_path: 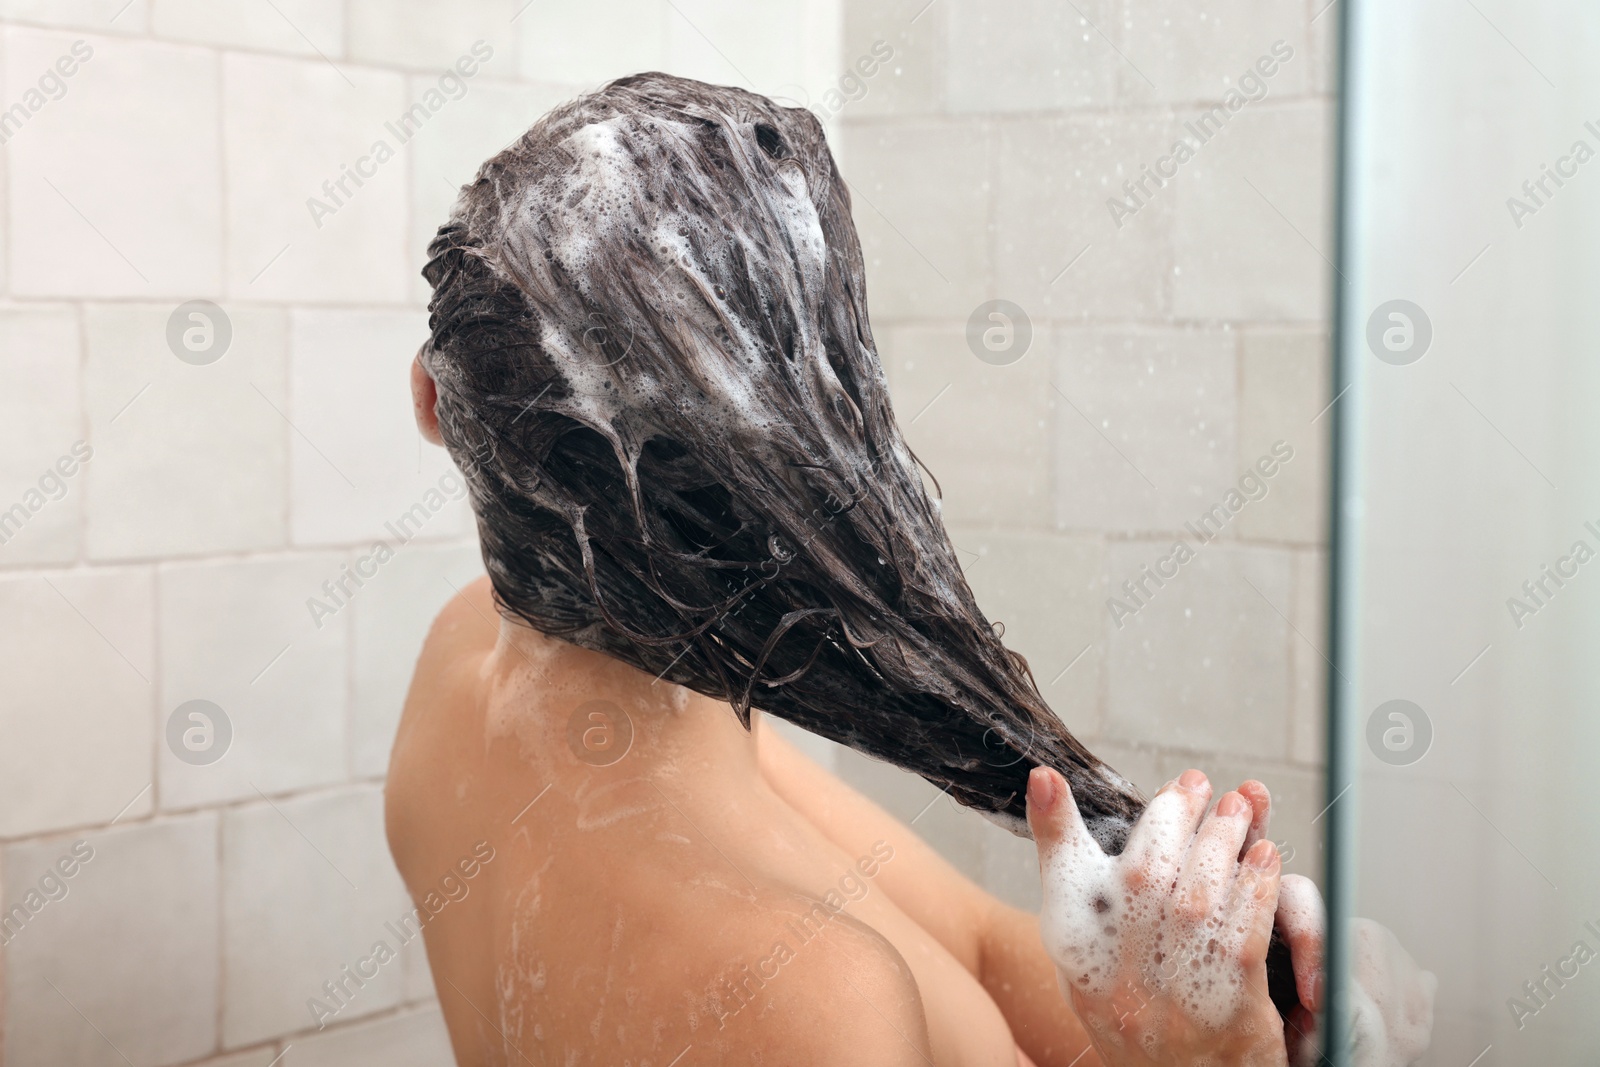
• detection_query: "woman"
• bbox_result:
[388,72,1431,1065]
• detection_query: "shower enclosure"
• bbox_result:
[1328,1,1600,1063]
[0,0,1591,1062]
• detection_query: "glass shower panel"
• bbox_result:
[1336,2,1600,1063]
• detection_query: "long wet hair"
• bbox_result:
[419,72,1144,848]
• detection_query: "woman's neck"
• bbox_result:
[484,616,763,784]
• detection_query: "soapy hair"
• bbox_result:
[418,72,1144,847]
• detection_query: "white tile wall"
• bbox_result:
[0,0,147,35]
[84,302,289,559]
[152,0,344,56]
[994,114,1178,320]
[1236,328,1330,543]
[6,29,223,298]
[1053,325,1238,533]
[667,0,810,94]
[0,1,681,1055]
[944,0,1116,113]
[881,322,1054,530]
[0,567,153,837]
[184,1049,288,1067]
[222,785,411,1046]
[843,119,994,319]
[1170,99,1331,320]
[1290,545,1328,767]
[0,305,82,565]
[280,1004,454,1067]
[951,528,1107,736]
[1105,541,1292,759]
[1115,0,1311,106]
[3,814,219,1066]
[515,0,665,87]
[288,308,467,546]
[1308,0,1339,96]
[184,1049,285,1067]
[0,0,1331,1053]
[841,0,943,116]
[158,554,347,808]
[350,543,484,777]
[346,0,515,71]
[222,52,409,304]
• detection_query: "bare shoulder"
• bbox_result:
[392,574,497,751]
[666,888,936,1065]
[385,575,497,865]
[418,573,499,665]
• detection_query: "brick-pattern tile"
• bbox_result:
[222,786,411,1046]
[6,29,222,298]
[0,306,82,564]
[0,567,153,837]
[0,1,1336,1055]
[3,815,219,1066]
[84,302,289,559]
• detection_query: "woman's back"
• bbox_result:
[385,577,1031,1066]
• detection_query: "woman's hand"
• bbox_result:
[1028,765,1289,1067]
[1274,877,1436,1067]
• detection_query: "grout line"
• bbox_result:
[0,295,1332,335]
[0,776,393,847]
[836,91,1339,130]
[215,799,226,1059]
[0,17,560,82]
[0,532,483,576]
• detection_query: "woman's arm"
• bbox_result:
[753,716,1102,1067]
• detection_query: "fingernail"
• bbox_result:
[1028,767,1057,811]
[1309,972,1324,1012]
[1245,840,1277,869]
[1178,768,1207,792]
[1217,792,1246,817]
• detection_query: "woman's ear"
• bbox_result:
[411,350,443,445]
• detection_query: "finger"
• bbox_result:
[1173,790,1253,926]
[1120,768,1213,894]
[1226,839,1282,979]
[1236,779,1272,858]
[1028,768,1117,987]
[1026,766,1099,868]
[1276,874,1327,1012]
